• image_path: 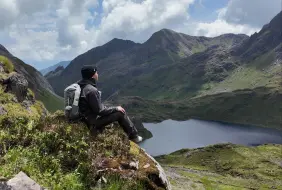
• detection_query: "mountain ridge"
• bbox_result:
[47,28,248,98]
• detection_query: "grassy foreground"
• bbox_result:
[157,144,282,190]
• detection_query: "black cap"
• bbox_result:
[81,65,97,79]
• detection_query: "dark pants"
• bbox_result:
[89,112,138,139]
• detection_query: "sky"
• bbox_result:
[0,0,281,70]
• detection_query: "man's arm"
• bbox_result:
[87,89,118,116]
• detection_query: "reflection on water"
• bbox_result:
[139,119,282,156]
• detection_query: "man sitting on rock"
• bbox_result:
[78,65,143,143]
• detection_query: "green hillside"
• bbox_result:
[157,144,282,190]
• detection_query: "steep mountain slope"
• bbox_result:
[117,10,282,100]
[45,65,65,79]
[0,45,63,112]
[233,11,282,61]
[40,61,70,76]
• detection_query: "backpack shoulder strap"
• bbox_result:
[72,84,81,106]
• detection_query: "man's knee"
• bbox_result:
[115,111,125,119]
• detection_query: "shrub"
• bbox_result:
[0,56,14,73]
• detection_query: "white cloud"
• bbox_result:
[1,0,196,65]
[56,0,98,47]
[221,0,281,28]
[194,19,259,37]
[0,0,19,29]
[0,0,281,69]
[96,0,195,43]
[189,6,260,37]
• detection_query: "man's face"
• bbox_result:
[93,71,98,81]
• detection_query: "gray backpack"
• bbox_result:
[64,83,81,121]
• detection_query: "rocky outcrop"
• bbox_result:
[0,172,45,190]
[86,121,170,190]
[0,61,4,72]
[93,139,171,190]
[2,73,28,102]
[0,106,7,115]
[144,150,172,190]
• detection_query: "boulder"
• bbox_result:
[93,139,172,190]
[143,150,172,190]
[3,73,28,102]
[0,61,4,73]
[22,100,33,111]
[0,105,7,115]
[7,172,45,190]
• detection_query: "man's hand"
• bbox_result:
[117,106,126,114]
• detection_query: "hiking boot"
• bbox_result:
[131,135,143,143]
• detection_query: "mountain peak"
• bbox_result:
[145,28,180,46]
[105,38,137,47]
[86,38,138,56]
[158,28,177,33]
[149,28,177,39]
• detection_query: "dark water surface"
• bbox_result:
[139,119,282,156]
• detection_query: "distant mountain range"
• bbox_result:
[46,11,281,128]
[47,30,250,98]
[40,61,70,76]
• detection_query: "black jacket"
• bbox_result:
[78,79,118,123]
